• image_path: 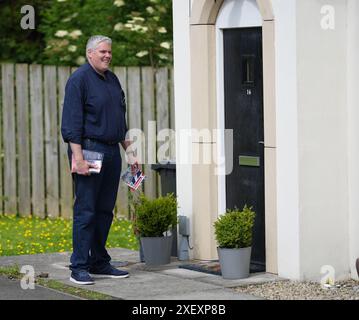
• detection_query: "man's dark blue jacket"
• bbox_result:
[61,62,128,145]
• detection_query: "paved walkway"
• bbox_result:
[0,276,80,300]
[0,248,284,300]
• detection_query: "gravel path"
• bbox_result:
[234,280,359,300]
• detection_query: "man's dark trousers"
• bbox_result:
[68,139,122,273]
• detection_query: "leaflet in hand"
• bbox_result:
[71,149,104,174]
[121,166,146,191]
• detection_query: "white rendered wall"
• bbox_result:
[271,0,301,279]
[347,0,359,280]
[273,0,351,281]
[296,0,349,281]
[175,0,356,280]
[173,0,193,256]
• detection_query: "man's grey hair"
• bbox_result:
[86,35,112,54]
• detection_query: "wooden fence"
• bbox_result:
[0,63,175,219]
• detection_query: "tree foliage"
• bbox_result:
[0,0,50,64]
[0,0,173,67]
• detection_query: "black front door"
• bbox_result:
[223,27,265,272]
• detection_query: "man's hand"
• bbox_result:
[120,140,142,174]
[127,153,142,175]
[73,159,98,176]
[70,142,98,176]
[130,161,141,175]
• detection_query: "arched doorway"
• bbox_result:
[190,0,278,274]
[217,0,265,272]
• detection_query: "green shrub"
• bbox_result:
[0,0,173,67]
[214,205,255,249]
[133,193,178,237]
[0,0,50,64]
[38,0,173,67]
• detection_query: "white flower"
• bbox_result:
[133,17,145,22]
[136,51,149,58]
[146,6,155,14]
[160,42,171,50]
[130,25,147,33]
[125,23,133,29]
[62,12,78,22]
[113,0,125,7]
[68,45,77,52]
[140,26,148,33]
[158,27,167,34]
[76,56,86,65]
[69,30,82,39]
[55,30,68,37]
[114,23,124,31]
[57,0,67,2]
[158,54,168,60]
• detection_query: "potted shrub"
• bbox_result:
[133,193,178,266]
[214,205,255,279]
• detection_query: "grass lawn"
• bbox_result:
[0,214,139,256]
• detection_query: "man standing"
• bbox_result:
[61,35,138,285]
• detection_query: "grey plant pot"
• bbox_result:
[140,235,173,266]
[217,247,252,279]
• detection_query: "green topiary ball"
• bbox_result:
[134,193,178,237]
[214,205,255,249]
